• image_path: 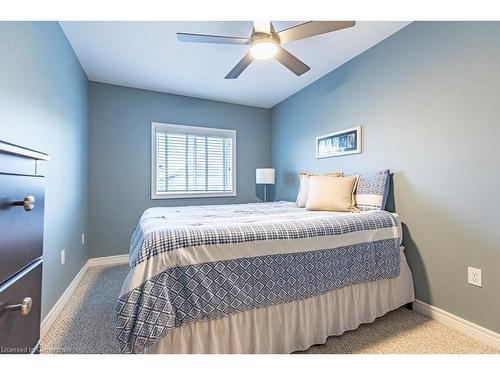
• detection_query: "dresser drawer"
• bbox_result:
[0,260,42,354]
[0,174,44,285]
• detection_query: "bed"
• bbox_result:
[115,201,414,354]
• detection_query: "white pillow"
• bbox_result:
[296,173,311,207]
[296,172,342,208]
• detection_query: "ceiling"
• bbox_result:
[60,21,411,108]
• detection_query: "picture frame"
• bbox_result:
[316,125,362,158]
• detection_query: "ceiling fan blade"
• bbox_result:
[225,53,253,79]
[275,47,310,76]
[277,21,355,44]
[253,21,271,34]
[177,32,250,45]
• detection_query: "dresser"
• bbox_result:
[0,141,49,354]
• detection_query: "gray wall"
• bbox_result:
[0,22,89,318]
[271,22,500,333]
[88,82,271,257]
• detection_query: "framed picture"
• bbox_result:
[316,126,362,159]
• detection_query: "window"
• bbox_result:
[151,122,236,199]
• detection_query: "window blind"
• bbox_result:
[153,123,235,198]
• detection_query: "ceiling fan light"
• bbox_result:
[250,41,278,60]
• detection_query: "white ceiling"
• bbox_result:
[60,21,410,108]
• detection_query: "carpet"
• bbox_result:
[40,265,498,354]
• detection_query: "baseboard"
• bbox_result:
[40,261,89,339]
[40,253,129,339]
[87,254,129,267]
[413,299,500,350]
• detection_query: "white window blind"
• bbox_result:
[152,123,236,199]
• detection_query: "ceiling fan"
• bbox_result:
[177,21,356,79]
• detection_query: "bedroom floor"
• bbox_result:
[40,265,499,354]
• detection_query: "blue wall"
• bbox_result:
[2,21,499,335]
[271,22,500,333]
[88,82,271,257]
[0,22,89,318]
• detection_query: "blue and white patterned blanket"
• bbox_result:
[115,202,402,353]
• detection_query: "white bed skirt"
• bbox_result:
[144,247,414,354]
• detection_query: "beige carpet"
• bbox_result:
[41,265,499,354]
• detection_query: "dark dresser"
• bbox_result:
[0,141,49,354]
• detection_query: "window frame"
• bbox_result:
[151,122,237,200]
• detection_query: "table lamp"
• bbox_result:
[256,168,275,202]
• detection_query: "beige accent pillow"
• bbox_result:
[296,171,342,208]
[305,175,359,212]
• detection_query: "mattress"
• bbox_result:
[115,201,413,353]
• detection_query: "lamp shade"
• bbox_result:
[256,168,275,184]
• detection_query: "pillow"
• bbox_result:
[305,175,359,212]
[354,169,391,211]
[296,171,342,208]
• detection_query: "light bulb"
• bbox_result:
[250,41,278,60]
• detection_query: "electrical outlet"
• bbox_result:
[81,233,85,245]
[61,249,66,265]
[468,267,481,287]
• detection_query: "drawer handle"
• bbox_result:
[0,297,33,316]
[13,195,36,211]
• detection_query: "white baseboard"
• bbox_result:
[413,299,500,350]
[87,254,129,267]
[40,261,89,338]
[40,254,128,339]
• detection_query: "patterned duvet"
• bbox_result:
[115,201,402,353]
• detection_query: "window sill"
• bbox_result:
[151,192,237,200]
